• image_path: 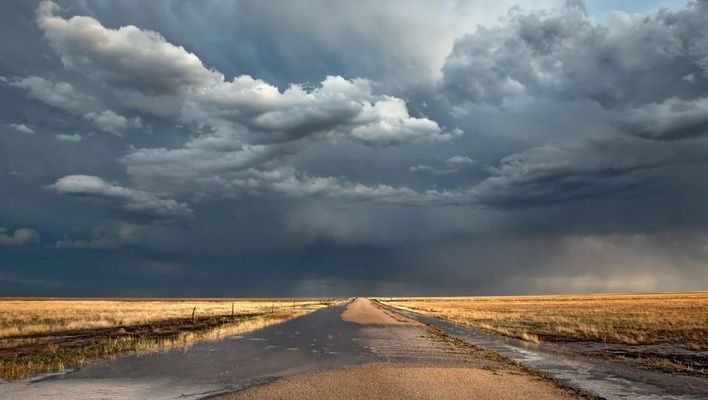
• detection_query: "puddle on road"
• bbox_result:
[398,309,708,400]
[0,305,373,400]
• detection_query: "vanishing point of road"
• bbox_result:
[0,298,579,399]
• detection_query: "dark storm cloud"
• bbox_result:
[54,224,142,250]
[2,0,708,296]
[468,135,707,207]
[436,0,708,208]
[440,0,708,107]
[53,223,181,251]
[622,96,708,140]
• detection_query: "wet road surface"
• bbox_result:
[0,305,364,399]
[0,302,486,399]
[392,307,708,400]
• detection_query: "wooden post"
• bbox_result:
[231,302,234,319]
[192,307,196,322]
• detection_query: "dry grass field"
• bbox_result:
[379,293,707,374]
[0,298,338,380]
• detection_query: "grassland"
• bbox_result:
[379,293,707,374]
[0,298,338,380]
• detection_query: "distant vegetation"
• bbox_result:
[0,298,338,380]
[380,293,707,374]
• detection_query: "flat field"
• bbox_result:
[379,292,707,374]
[0,298,337,379]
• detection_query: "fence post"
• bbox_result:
[192,306,196,322]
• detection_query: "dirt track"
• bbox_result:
[228,362,577,400]
[224,298,580,400]
[340,297,418,325]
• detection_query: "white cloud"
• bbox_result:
[28,1,459,208]
[0,227,40,246]
[11,76,97,115]
[446,156,475,165]
[36,1,220,94]
[213,167,463,205]
[11,76,138,135]
[36,2,446,148]
[10,123,35,134]
[83,110,140,136]
[49,175,193,223]
[186,75,449,146]
[409,164,457,174]
[55,133,82,142]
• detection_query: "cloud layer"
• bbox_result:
[0,227,40,246]
[1,0,707,296]
[441,1,708,107]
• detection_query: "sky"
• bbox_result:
[1,0,708,297]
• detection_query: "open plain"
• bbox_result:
[1,296,706,399]
[379,293,708,375]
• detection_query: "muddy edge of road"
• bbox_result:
[369,299,600,400]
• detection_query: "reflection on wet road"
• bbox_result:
[395,309,708,400]
[0,305,375,399]
[0,302,485,399]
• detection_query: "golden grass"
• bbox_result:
[0,298,338,380]
[0,298,331,338]
[378,293,708,349]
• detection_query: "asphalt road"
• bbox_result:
[0,303,362,399]
[0,299,509,399]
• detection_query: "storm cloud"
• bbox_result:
[440,0,708,107]
[1,0,707,296]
